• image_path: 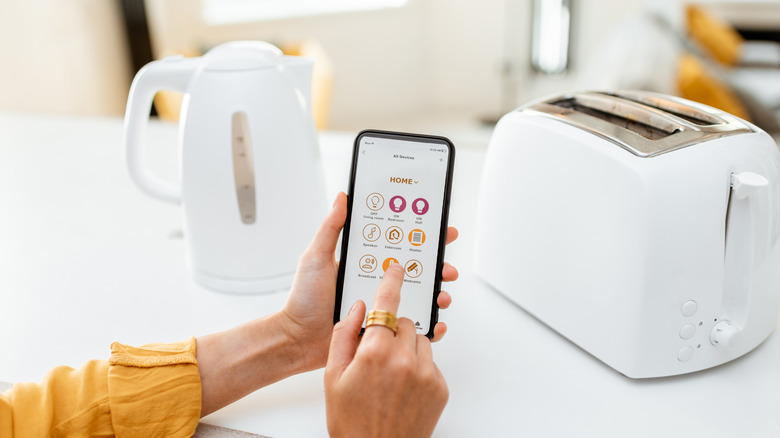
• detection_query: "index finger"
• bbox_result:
[363,263,405,340]
[372,263,404,314]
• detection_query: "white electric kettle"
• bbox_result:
[123,41,327,293]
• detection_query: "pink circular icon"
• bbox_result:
[389,196,407,213]
[412,198,429,215]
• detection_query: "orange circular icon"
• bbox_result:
[382,257,400,272]
[408,229,426,246]
[385,226,404,245]
[359,255,378,273]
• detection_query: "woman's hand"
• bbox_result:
[279,192,459,372]
[197,193,457,416]
[324,264,449,438]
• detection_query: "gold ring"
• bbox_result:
[365,309,399,335]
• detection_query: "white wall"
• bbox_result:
[146,0,675,130]
[0,0,688,127]
[146,0,510,129]
[0,0,131,116]
[424,0,508,117]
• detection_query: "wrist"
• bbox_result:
[247,312,311,377]
[197,312,310,415]
[276,308,332,372]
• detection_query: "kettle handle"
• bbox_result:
[123,56,200,204]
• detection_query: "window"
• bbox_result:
[201,0,408,25]
[531,0,572,75]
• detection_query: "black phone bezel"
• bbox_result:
[333,129,456,339]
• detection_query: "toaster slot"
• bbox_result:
[550,97,679,140]
[523,90,756,157]
[603,91,723,126]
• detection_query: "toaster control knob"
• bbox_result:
[710,321,741,349]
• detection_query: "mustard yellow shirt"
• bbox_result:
[0,338,201,437]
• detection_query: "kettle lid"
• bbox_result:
[203,41,283,71]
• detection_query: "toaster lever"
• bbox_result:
[720,171,767,335]
[731,171,769,200]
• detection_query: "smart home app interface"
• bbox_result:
[340,134,451,334]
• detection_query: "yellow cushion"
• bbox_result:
[686,5,744,66]
[676,53,750,120]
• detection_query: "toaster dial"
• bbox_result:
[710,321,741,349]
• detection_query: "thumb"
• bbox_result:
[325,300,366,381]
[307,192,347,257]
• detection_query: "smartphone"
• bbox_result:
[334,130,455,338]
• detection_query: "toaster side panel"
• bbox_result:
[628,144,730,377]
[631,132,780,378]
[475,113,651,375]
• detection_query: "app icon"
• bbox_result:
[389,195,406,213]
[404,259,423,278]
[360,255,378,273]
[408,229,426,246]
[411,198,429,215]
[363,223,381,242]
[382,257,400,271]
[385,226,404,245]
[366,193,384,211]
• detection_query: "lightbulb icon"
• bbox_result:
[412,198,429,215]
[366,193,384,211]
[389,195,406,213]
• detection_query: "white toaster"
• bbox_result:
[475,90,780,378]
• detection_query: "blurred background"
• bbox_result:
[1,0,779,136]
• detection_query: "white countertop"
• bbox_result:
[1,111,779,437]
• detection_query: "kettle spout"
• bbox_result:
[283,56,314,110]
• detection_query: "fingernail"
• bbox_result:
[348,301,359,315]
[332,193,341,208]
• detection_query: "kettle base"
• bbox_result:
[192,270,294,294]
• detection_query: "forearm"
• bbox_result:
[196,311,310,416]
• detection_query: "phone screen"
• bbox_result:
[335,130,455,337]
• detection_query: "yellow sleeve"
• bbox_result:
[0,337,202,437]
